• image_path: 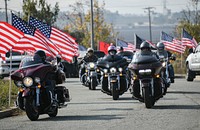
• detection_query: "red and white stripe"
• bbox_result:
[182,38,198,48]
[0,22,24,60]
[161,39,185,53]
[50,27,77,62]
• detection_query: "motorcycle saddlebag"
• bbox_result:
[56,69,66,84]
[55,86,70,103]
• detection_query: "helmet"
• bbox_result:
[140,41,151,50]
[157,42,165,50]
[87,48,94,53]
[108,45,117,55]
[119,46,124,51]
[34,50,46,61]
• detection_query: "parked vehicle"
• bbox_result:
[0,51,25,79]
[128,54,164,108]
[11,56,69,121]
[97,58,128,100]
[185,45,200,81]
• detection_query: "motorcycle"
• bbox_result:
[80,61,100,90]
[159,55,170,94]
[159,54,176,94]
[97,58,128,100]
[128,54,164,108]
[11,56,70,121]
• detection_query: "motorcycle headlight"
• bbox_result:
[118,67,123,72]
[110,67,117,73]
[89,63,95,68]
[103,69,108,73]
[23,77,33,87]
[139,69,152,75]
[162,62,166,67]
[34,77,40,83]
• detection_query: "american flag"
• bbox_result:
[116,39,135,52]
[182,29,198,48]
[134,34,156,50]
[0,22,24,60]
[161,31,185,54]
[12,13,59,57]
[29,16,78,62]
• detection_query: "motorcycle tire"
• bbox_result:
[48,106,58,117]
[91,77,97,90]
[24,96,39,121]
[143,87,154,108]
[111,82,119,100]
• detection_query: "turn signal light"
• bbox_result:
[38,84,41,88]
[156,74,160,78]
[19,88,23,92]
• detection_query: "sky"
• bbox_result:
[0,0,193,15]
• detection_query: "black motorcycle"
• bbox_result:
[97,58,128,100]
[80,61,100,90]
[128,54,164,108]
[11,57,70,121]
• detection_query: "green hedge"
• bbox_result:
[0,79,18,110]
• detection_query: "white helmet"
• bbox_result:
[87,48,94,53]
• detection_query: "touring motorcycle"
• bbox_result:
[97,57,128,100]
[128,54,164,108]
[11,56,70,121]
[80,61,101,90]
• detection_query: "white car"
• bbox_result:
[185,44,200,81]
[0,52,25,79]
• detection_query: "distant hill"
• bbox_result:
[0,10,183,44]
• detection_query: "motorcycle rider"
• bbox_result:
[79,48,98,83]
[134,41,159,59]
[156,42,175,83]
[100,45,128,91]
[33,50,56,102]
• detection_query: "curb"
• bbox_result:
[0,107,22,119]
[175,74,185,79]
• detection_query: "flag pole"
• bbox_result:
[8,49,12,107]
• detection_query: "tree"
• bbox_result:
[65,0,116,49]
[22,0,59,25]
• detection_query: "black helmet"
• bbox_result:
[140,41,151,50]
[119,46,124,51]
[34,50,46,61]
[157,42,165,50]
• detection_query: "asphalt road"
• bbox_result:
[0,78,200,130]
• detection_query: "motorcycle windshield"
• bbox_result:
[20,57,43,69]
[132,54,158,64]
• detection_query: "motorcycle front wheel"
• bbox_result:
[24,96,39,121]
[90,77,97,90]
[111,82,119,100]
[143,87,154,108]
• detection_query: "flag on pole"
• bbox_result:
[134,34,156,50]
[182,28,198,48]
[12,13,58,57]
[29,16,77,62]
[161,31,185,53]
[99,41,110,54]
[0,22,24,60]
[116,39,135,52]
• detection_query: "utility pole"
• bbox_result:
[5,0,8,23]
[90,0,94,49]
[144,7,154,42]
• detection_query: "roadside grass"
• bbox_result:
[0,79,18,111]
